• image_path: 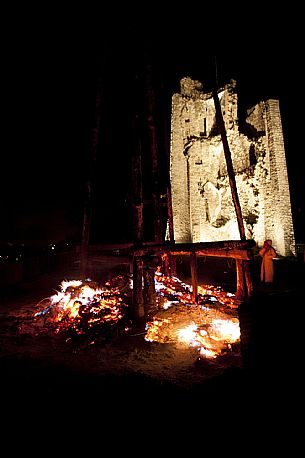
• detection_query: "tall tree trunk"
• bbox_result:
[80,76,102,279]
[162,78,177,276]
[145,63,163,243]
[131,130,144,244]
[80,181,92,279]
[131,73,144,318]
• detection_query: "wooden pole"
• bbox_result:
[244,260,253,298]
[145,62,163,243]
[143,259,157,318]
[190,251,198,303]
[131,72,144,319]
[212,88,245,240]
[131,72,144,246]
[161,77,177,276]
[166,186,177,276]
[80,76,102,279]
[212,87,252,300]
[132,256,144,319]
[80,181,92,279]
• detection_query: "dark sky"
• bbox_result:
[1,12,304,246]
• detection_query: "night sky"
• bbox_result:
[1,12,304,248]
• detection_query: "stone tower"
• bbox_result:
[170,76,295,257]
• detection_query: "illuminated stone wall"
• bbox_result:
[170,77,295,256]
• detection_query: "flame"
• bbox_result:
[209,318,240,342]
[34,271,240,360]
[144,274,240,358]
[145,318,172,342]
[34,278,129,335]
[177,324,198,343]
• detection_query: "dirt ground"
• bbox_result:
[1,255,303,423]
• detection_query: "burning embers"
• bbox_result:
[34,278,130,336]
[34,273,240,360]
[145,273,240,359]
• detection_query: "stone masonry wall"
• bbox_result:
[170,77,296,256]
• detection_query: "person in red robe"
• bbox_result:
[259,239,277,284]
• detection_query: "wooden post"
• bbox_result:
[161,73,176,276]
[131,71,144,319]
[235,258,253,301]
[80,180,92,279]
[143,262,157,318]
[80,76,102,279]
[190,251,198,303]
[132,255,144,319]
[131,128,144,244]
[244,259,253,298]
[145,62,163,243]
[166,186,177,276]
[163,253,170,275]
[235,259,246,302]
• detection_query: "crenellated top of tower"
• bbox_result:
[180,76,237,99]
[180,77,203,98]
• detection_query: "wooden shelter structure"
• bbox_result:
[132,239,254,318]
[128,81,255,318]
[80,64,255,321]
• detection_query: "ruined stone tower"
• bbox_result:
[170,76,295,257]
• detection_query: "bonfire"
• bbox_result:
[33,271,240,360]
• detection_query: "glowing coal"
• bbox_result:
[34,272,240,360]
[145,274,240,359]
[34,277,130,335]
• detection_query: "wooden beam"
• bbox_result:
[88,239,256,254]
[196,249,252,260]
[133,240,255,257]
[212,87,246,240]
